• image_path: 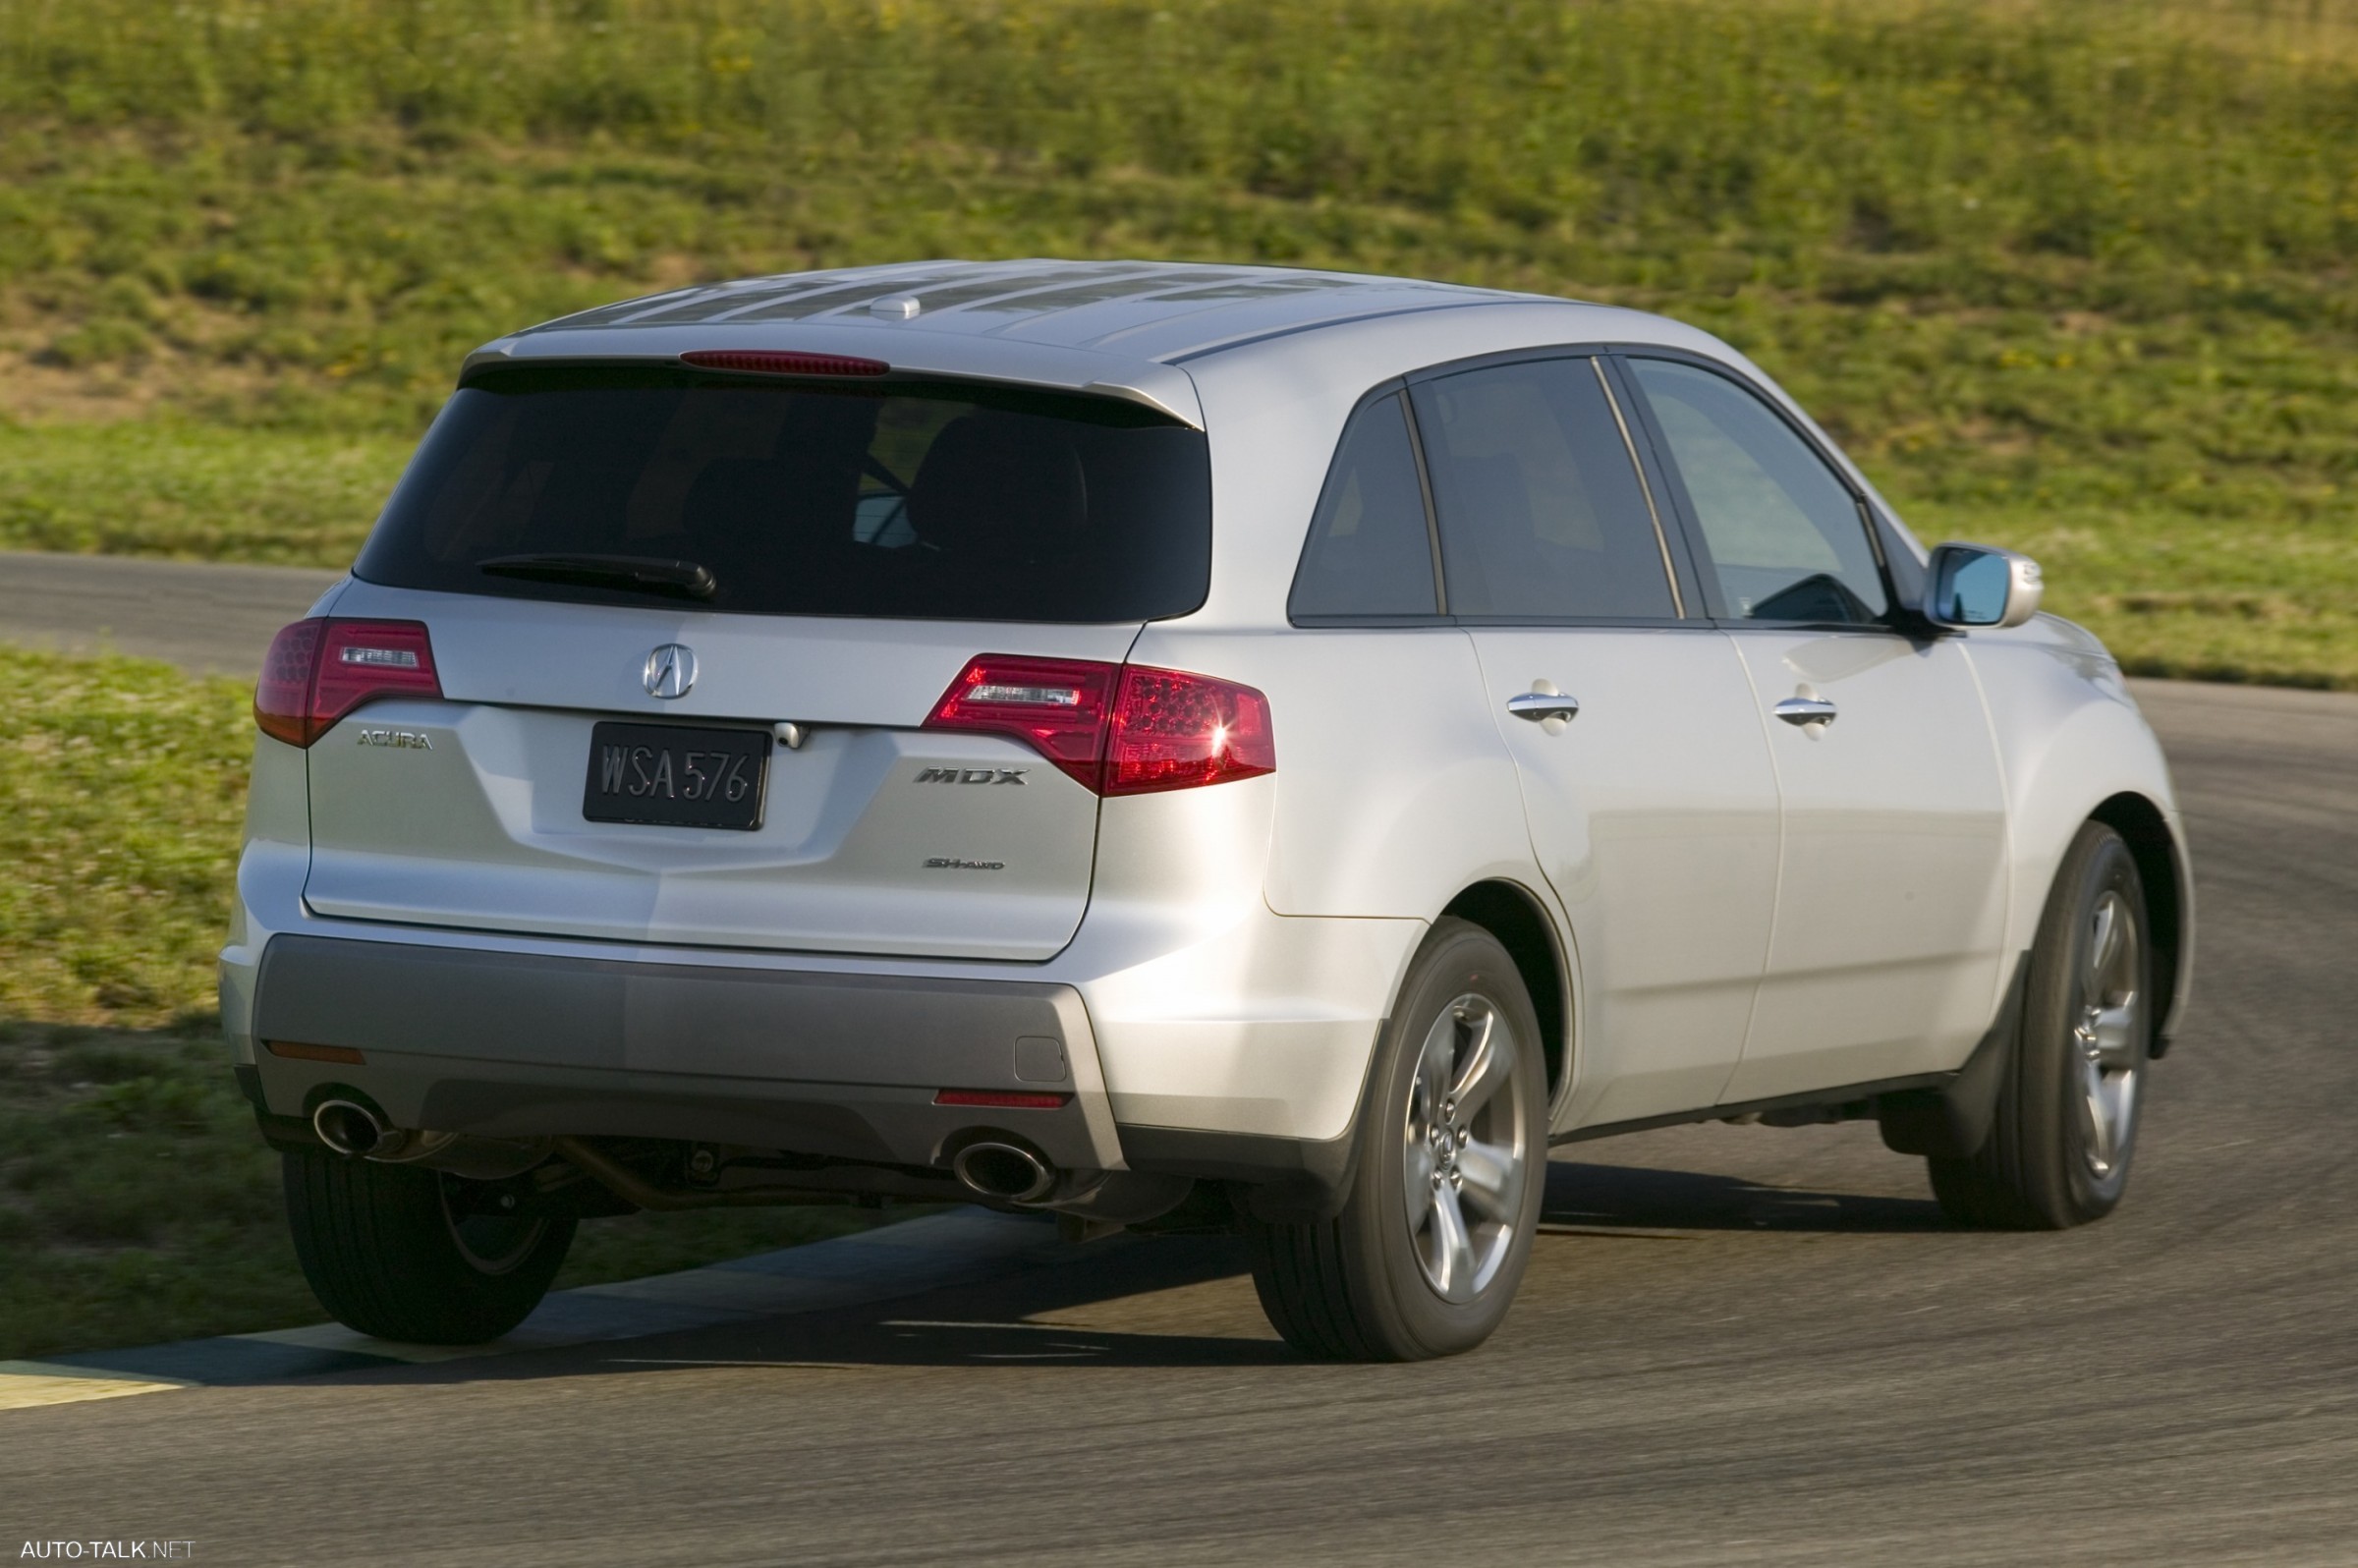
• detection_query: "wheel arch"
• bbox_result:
[2088,790,2191,1052]
[1439,880,1571,1103]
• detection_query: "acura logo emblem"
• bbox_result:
[643,644,697,700]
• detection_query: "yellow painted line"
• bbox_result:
[0,1364,194,1411]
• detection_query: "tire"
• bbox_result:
[1243,918,1549,1361]
[282,1149,576,1344]
[1930,820,2153,1229]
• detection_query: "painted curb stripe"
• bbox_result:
[1,1209,1064,1414]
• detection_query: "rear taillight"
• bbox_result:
[924,655,1118,790]
[923,655,1274,796]
[254,618,442,748]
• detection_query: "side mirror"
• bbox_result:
[1925,542,2043,630]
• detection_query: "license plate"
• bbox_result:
[583,721,769,830]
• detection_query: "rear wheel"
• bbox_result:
[283,1149,576,1343]
[1930,820,2152,1229]
[1244,919,1548,1361]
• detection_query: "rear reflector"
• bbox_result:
[933,1090,1070,1110]
[924,655,1274,796]
[681,349,889,378]
[254,618,442,748]
[264,1040,368,1066]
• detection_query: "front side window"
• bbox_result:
[1626,358,1888,626]
[1288,391,1441,620]
[1409,357,1678,621]
[356,365,1212,623]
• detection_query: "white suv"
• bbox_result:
[222,260,2192,1361]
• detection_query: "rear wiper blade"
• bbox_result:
[479,553,717,601]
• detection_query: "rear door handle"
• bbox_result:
[1507,692,1582,723]
[1773,696,1838,727]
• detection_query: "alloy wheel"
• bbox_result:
[1402,994,1532,1304]
[2074,889,2144,1180]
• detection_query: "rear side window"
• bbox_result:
[1409,358,1678,621]
[1287,392,1441,620]
[1625,358,1888,626]
[355,365,1212,623]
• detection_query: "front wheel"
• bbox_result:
[283,1149,576,1343]
[1930,820,2153,1229]
[1244,919,1549,1361]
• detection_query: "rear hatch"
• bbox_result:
[298,360,1211,962]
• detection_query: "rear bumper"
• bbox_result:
[242,934,1124,1173]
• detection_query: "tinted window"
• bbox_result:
[355,366,1211,623]
[1288,392,1439,619]
[1627,359,1888,625]
[1409,358,1677,620]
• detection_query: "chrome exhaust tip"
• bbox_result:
[312,1098,390,1157]
[951,1141,1056,1204]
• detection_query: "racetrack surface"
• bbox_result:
[2,559,2354,1565]
[0,549,341,675]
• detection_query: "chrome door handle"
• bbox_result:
[1507,692,1582,723]
[1773,696,1838,727]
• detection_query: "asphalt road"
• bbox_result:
[4,558,2355,1566]
[0,549,341,675]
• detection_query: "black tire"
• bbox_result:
[1930,821,2154,1229]
[282,1149,576,1343]
[1243,919,1549,1361]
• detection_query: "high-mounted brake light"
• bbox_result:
[923,655,1274,796]
[681,349,890,378]
[254,618,441,748]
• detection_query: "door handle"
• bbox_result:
[1773,696,1838,727]
[1507,691,1582,723]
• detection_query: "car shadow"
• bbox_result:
[311,1158,1948,1386]
[1541,1158,1950,1235]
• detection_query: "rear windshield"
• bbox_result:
[354,365,1212,622]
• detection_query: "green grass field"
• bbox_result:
[0,0,2354,684]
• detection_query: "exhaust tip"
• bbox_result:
[313,1098,388,1157]
[951,1141,1055,1204]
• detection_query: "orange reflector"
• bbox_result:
[933,1089,1068,1110]
[265,1040,367,1066]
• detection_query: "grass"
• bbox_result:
[0,0,2353,684]
[0,646,892,1361]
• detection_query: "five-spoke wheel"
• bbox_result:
[1244,919,1548,1361]
[1930,819,2155,1228]
[1402,995,1531,1305]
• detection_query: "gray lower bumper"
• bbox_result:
[246,934,1123,1172]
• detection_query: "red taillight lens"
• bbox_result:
[933,1089,1070,1110]
[253,618,441,748]
[254,619,323,747]
[922,655,1273,796]
[924,655,1118,790]
[681,349,889,377]
[1106,664,1275,796]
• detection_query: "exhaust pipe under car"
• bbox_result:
[310,1097,551,1180]
[312,1097,394,1157]
[951,1141,1057,1204]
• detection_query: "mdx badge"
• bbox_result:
[644,644,697,700]
[915,767,1028,785]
